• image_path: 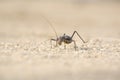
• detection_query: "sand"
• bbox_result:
[0,1,120,80]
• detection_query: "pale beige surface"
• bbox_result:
[0,1,120,80]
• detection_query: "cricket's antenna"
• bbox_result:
[40,15,58,38]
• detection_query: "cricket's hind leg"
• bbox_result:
[71,31,86,43]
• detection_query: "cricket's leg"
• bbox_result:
[71,31,86,43]
[72,40,77,50]
[64,43,66,49]
[50,39,56,48]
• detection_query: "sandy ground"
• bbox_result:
[0,1,120,80]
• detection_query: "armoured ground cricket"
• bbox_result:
[41,15,86,50]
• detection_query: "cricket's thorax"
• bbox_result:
[63,35,72,44]
[57,35,72,45]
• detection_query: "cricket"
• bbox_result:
[41,15,86,50]
[51,30,86,50]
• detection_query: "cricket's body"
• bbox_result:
[57,34,72,45]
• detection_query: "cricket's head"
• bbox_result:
[56,34,66,45]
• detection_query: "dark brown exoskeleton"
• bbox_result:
[51,31,86,50]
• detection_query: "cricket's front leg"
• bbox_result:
[50,39,57,48]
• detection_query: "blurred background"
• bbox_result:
[0,0,120,41]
